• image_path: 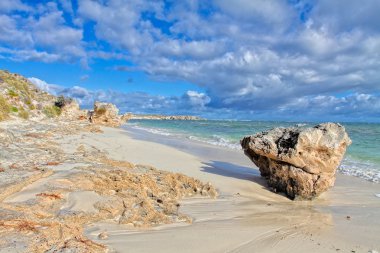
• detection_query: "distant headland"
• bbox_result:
[128,114,205,120]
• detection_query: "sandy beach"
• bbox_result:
[1,119,380,253]
[1,0,380,251]
[83,125,380,253]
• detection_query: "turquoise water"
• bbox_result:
[127,120,380,183]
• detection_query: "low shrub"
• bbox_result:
[18,109,29,119]
[43,105,61,118]
[8,89,18,97]
[0,95,10,121]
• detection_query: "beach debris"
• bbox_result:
[241,123,351,200]
[0,118,218,252]
[46,161,60,166]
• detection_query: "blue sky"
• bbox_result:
[0,0,380,122]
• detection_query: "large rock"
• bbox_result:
[55,96,83,119]
[90,102,126,127]
[241,123,352,200]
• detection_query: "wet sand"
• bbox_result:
[82,126,380,253]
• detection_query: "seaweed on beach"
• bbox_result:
[0,119,217,252]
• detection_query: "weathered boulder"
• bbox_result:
[90,102,127,127]
[55,96,83,119]
[241,123,352,200]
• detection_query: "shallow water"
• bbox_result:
[126,120,380,183]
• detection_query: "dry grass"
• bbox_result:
[43,105,62,118]
[18,109,29,119]
[0,71,33,99]
[7,89,18,97]
[0,94,10,121]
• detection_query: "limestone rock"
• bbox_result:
[55,96,82,119]
[90,102,127,127]
[241,123,352,200]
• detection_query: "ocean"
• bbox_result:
[126,119,380,183]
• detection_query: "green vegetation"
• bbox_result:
[43,105,61,118]
[0,94,10,121]
[96,107,107,115]
[11,106,18,113]
[25,96,35,110]
[8,89,18,97]
[18,108,29,119]
[0,70,33,99]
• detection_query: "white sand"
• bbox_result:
[61,191,105,213]
[5,125,379,252]
[78,126,380,253]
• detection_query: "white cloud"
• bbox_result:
[1,1,380,120]
[28,77,62,94]
[0,4,84,63]
[0,15,33,47]
[0,0,30,13]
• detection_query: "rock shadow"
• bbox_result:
[201,161,268,188]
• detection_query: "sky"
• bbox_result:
[0,0,380,122]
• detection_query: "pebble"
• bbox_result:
[98,232,108,240]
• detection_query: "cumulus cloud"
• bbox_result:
[2,1,380,120]
[27,77,211,116]
[0,2,84,63]
[0,0,30,13]
[28,77,62,94]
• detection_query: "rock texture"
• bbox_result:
[55,96,84,120]
[91,102,127,127]
[241,123,352,200]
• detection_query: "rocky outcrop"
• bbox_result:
[90,102,127,127]
[130,114,204,120]
[54,96,84,120]
[241,123,352,200]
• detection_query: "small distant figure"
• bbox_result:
[88,110,94,123]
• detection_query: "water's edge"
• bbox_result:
[124,120,380,183]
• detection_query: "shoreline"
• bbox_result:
[1,119,379,252]
[87,124,380,252]
[126,120,380,184]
